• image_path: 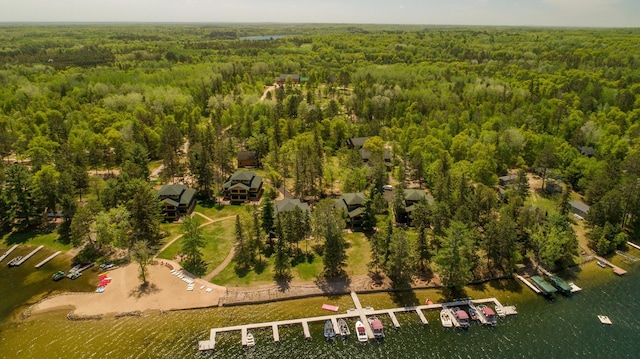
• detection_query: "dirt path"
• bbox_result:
[203,247,235,281]
[260,84,276,101]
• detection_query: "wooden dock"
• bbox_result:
[627,241,640,251]
[515,274,541,294]
[13,245,44,266]
[198,294,513,350]
[35,251,61,268]
[595,255,627,275]
[0,245,19,263]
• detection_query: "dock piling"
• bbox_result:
[272,323,279,343]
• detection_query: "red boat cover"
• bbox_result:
[371,320,383,330]
[483,307,495,316]
[357,327,365,333]
[456,310,469,320]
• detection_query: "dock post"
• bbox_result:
[331,317,340,335]
[415,308,428,325]
[241,326,247,346]
[272,323,279,343]
[302,320,311,340]
[388,311,401,328]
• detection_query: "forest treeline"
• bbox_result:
[1,24,639,288]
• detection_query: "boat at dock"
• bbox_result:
[337,318,350,338]
[324,320,336,340]
[468,307,478,321]
[530,275,557,296]
[547,275,573,295]
[52,271,66,281]
[7,256,23,267]
[597,261,606,268]
[453,307,470,328]
[478,305,497,326]
[440,309,453,328]
[355,321,368,343]
[368,316,384,339]
[67,271,82,280]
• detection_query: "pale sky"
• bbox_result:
[1,0,639,27]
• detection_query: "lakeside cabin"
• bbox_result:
[237,151,259,168]
[334,193,366,229]
[157,184,196,221]
[275,198,309,214]
[223,171,263,204]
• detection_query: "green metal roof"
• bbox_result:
[531,275,557,295]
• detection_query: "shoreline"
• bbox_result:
[24,258,591,321]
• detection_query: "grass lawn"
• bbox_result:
[194,203,253,221]
[344,232,372,277]
[157,218,236,273]
[527,190,560,216]
[2,230,73,252]
[212,231,374,287]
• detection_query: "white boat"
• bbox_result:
[355,321,368,343]
[338,318,350,338]
[245,332,256,347]
[368,316,384,339]
[440,309,453,328]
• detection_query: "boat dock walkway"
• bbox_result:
[627,241,640,251]
[515,274,541,294]
[35,251,61,268]
[199,294,513,350]
[595,255,627,275]
[0,245,19,263]
[616,250,639,264]
[13,245,44,266]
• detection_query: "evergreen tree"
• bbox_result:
[411,196,432,272]
[234,215,252,271]
[128,181,162,248]
[261,196,275,242]
[273,216,291,279]
[181,215,207,276]
[434,221,475,290]
[387,228,414,281]
[312,199,347,278]
[559,184,572,216]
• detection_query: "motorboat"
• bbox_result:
[52,270,66,281]
[440,309,453,328]
[355,321,368,343]
[368,316,384,339]
[7,256,22,267]
[468,306,479,321]
[324,320,336,340]
[337,318,350,338]
[478,305,497,326]
[453,307,470,328]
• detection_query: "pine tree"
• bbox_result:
[233,215,252,271]
[181,216,207,276]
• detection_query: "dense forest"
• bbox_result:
[1,24,639,289]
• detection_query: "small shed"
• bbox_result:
[569,200,590,219]
[579,146,595,157]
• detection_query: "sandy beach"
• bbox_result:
[31,262,226,317]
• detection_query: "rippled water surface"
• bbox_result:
[1,246,639,359]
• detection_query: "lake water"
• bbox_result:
[1,245,639,358]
